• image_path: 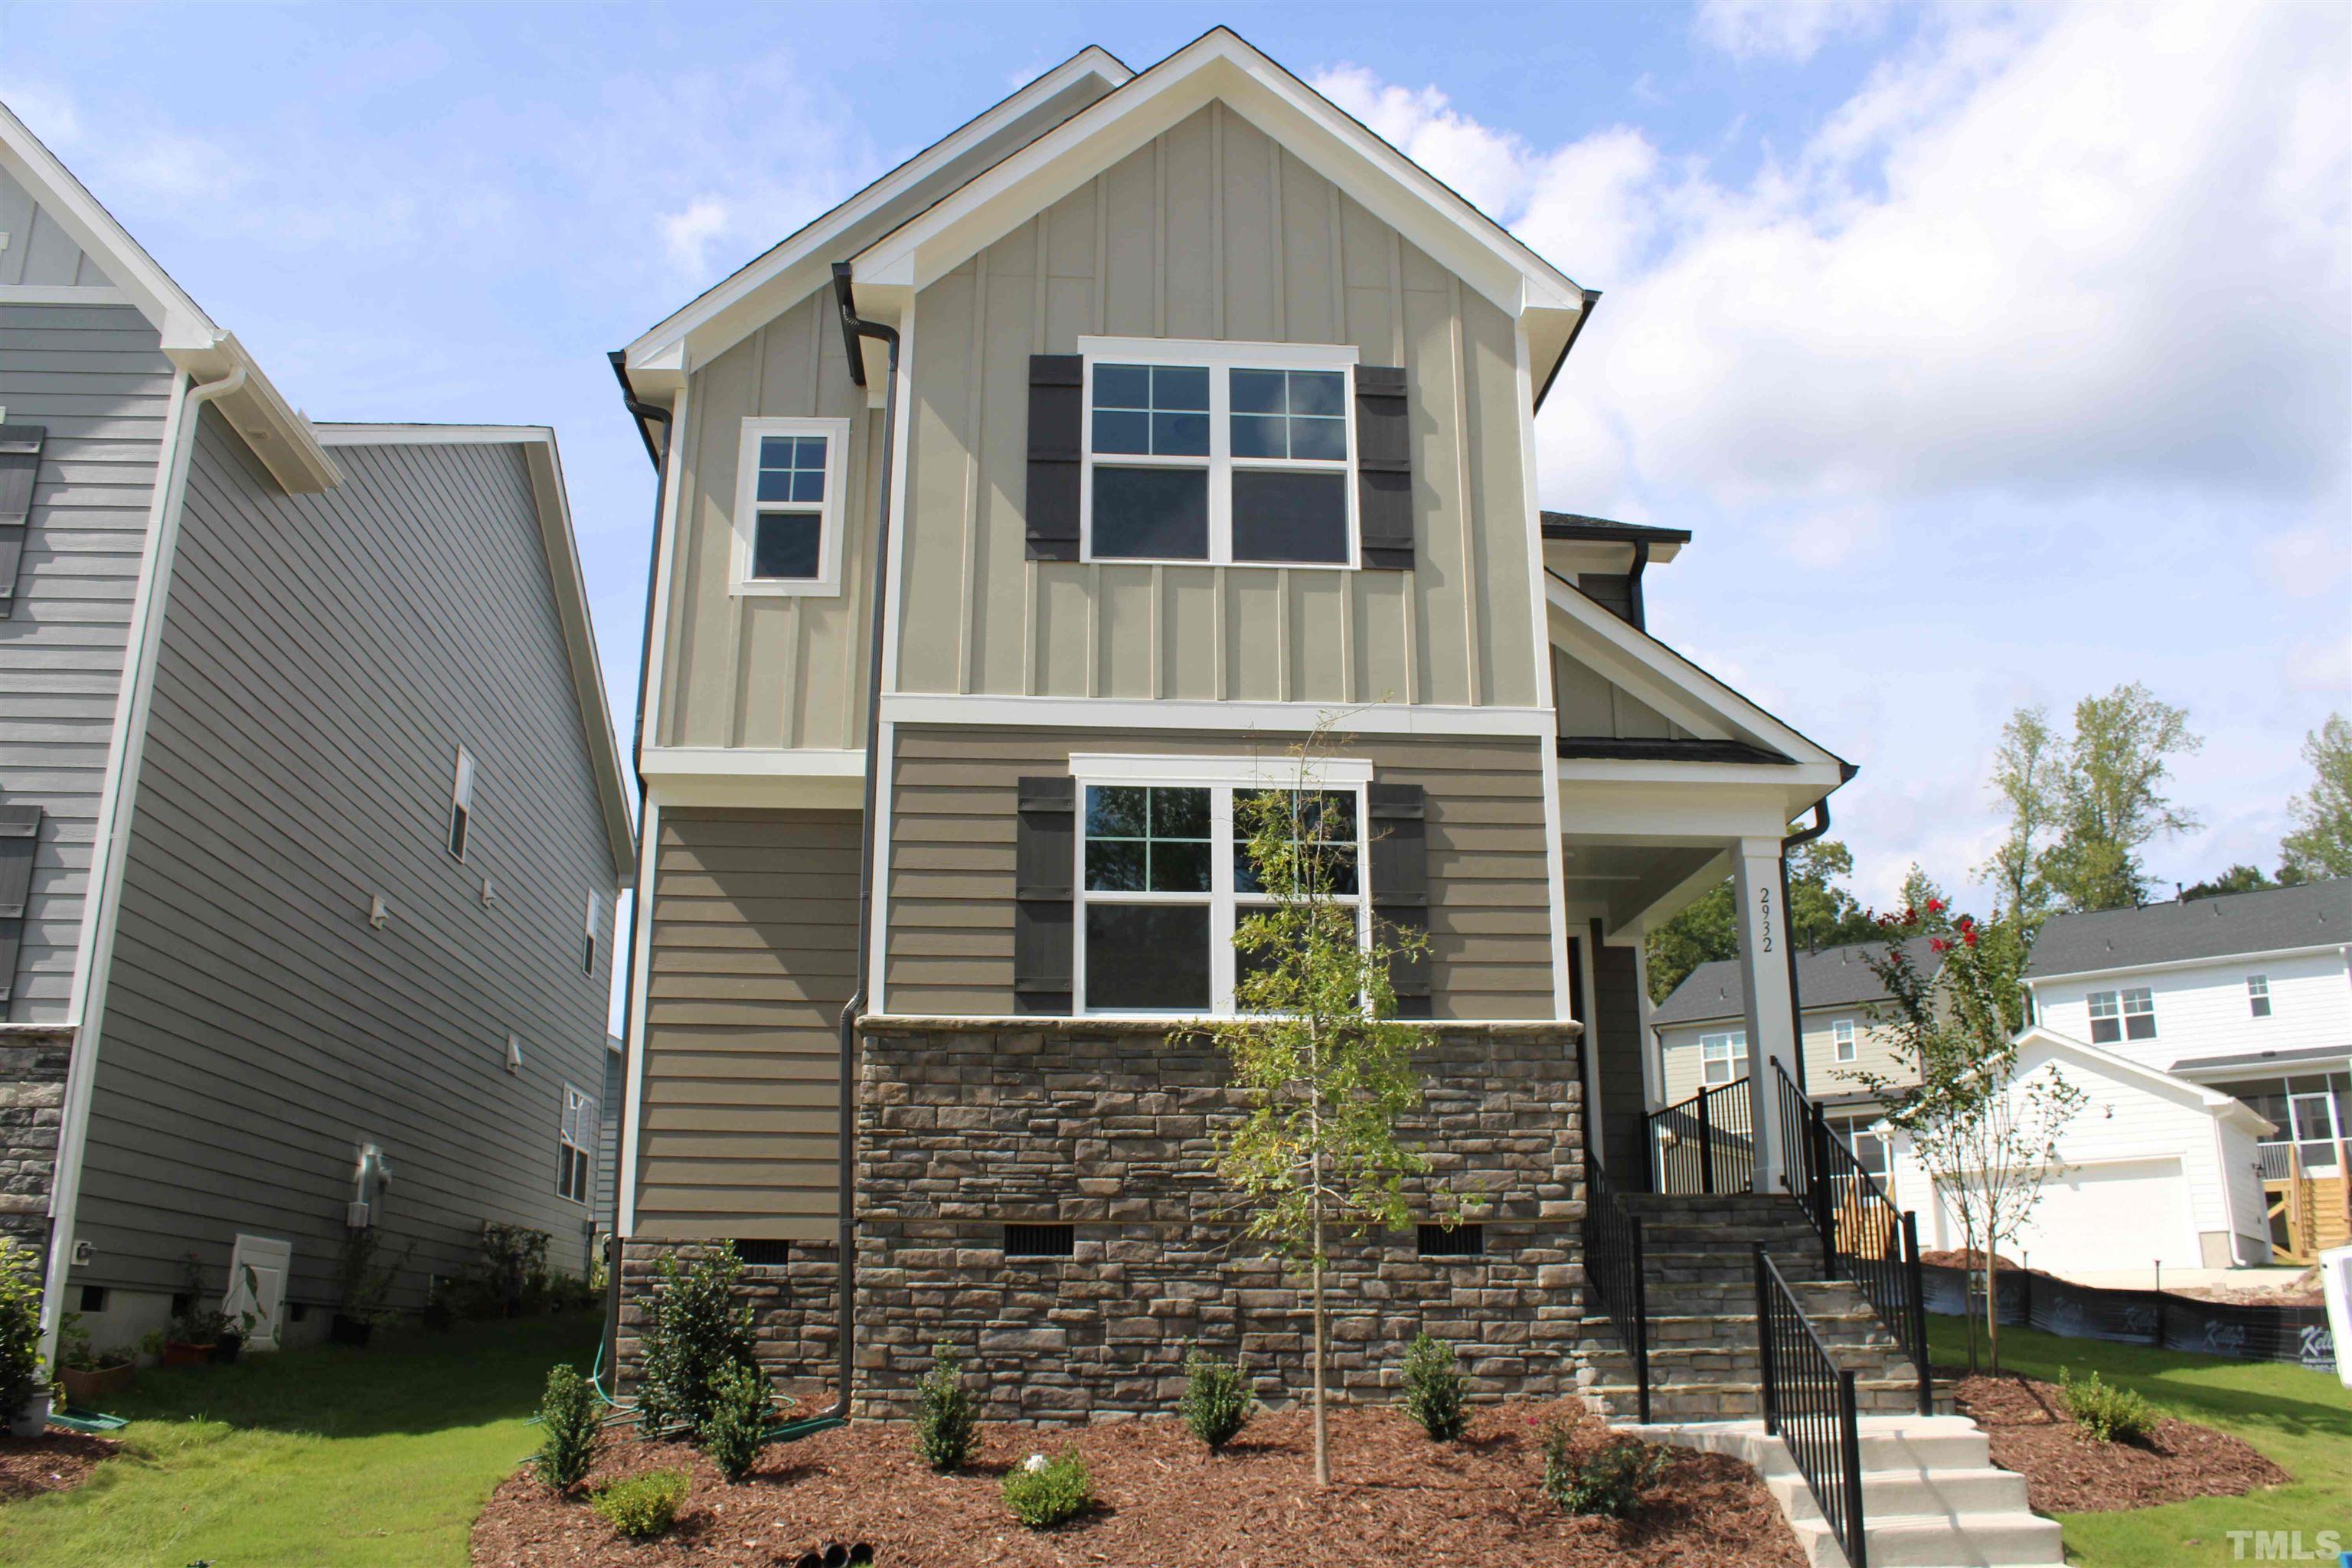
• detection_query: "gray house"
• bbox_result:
[0,103,634,1356]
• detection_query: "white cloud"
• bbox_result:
[1694,1,1890,64]
[661,198,733,283]
[2262,524,2352,601]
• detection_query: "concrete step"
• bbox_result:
[1591,1307,1886,1345]
[1769,1465,2031,1521]
[1792,1510,2065,1568]
[1578,1376,1929,1422]
[1575,1341,1915,1380]
[1627,1417,1992,1478]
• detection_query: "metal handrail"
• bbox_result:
[1772,1063,1932,1418]
[1645,1076,1756,1195]
[1582,1148,1651,1423]
[1756,1243,1868,1568]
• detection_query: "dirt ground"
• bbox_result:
[1949,1373,2288,1514]
[0,1432,119,1503]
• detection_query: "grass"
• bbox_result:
[1929,1315,2351,1568]
[0,1312,599,1568]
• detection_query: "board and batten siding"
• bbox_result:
[0,289,171,1021]
[895,103,1540,710]
[634,808,857,1241]
[1,166,113,287]
[77,413,621,1305]
[884,725,1557,1020]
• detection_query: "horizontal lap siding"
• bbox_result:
[636,808,858,1240]
[884,726,1554,1020]
[0,301,168,1020]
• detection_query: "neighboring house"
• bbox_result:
[609,30,1852,1419]
[1649,936,1943,1182]
[0,105,634,1359]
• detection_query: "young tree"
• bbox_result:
[1978,707,2060,923]
[1861,904,2083,1375]
[2043,684,2203,912]
[2279,714,2352,883]
[1200,742,1435,1489]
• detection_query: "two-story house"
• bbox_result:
[609,29,1860,1421]
[1,103,634,1358]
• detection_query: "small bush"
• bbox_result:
[701,1358,773,1482]
[636,1244,758,1438]
[1178,1350,1253,1449]
[534,1364,601,1491]
[913,1341,978,1472]
[0,1238,44,1416]
[1400,1332,1467,1442]
[2060,1368,2157,1444]
[1001,1448,1094,1529]
[590,1468,689,1540]
[1541,1420,1668,1518]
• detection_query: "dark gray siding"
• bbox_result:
[1589,934,1647,1188]
[74,412,620,1307]
[0,299,170,1020]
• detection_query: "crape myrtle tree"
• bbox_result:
[1195,729,1448,1489]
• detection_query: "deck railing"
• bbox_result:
[1756,1242,1869,1568]
[1645,1076,1755,1195]
[1581,1148,1651,1423]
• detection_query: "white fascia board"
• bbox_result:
[1553,757,1847,792]
[878,691,1558,738]
[314,423,556,446]
[851,30,1586,325]
[641,746,866,778]
[624,45,1131,377]
[1068,753,1376,786]
[2024,942,2352,988]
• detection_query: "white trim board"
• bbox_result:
[880,692,1559,737]
[1068,753,1375,786]
[0,283,133,305]
[2024,942,2352,988]
[313,423,557,446]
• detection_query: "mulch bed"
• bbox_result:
[0,1432,122,1502]
[471,1399,1803,1567]
[1949,1373,2288,1514]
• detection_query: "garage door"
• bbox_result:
[1936,1157,2197,1273]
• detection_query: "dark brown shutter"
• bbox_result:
[1026,355,1083,562]
[1367,781,1429,1018]
[1013,775,1076,1014]
[0,805,41,1003]
[1354,368,1412,570]
[0,425,46,620]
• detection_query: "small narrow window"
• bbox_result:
[733,418,850,595]
[1700,1030,1746,1086]
[1417,1223,1484,1257]
[446,747,474,861]
[583,890,602,975]
[732,1240,793,1269]
[1003,1223,1075,1258]
[558,1083,595,1204]
[1833,1018,1857,1063]
[2248,974,2272,1018]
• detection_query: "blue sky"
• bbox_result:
[8,1,2349,916]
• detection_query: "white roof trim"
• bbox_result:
[848,28,1588,325]
[2018,1025,2276,1137]
[313,423,563,446]
[2024,941,2352,987]
[623,45,1131,377]
[0,101,340,495]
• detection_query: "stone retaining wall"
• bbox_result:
[0,1025,72,1269]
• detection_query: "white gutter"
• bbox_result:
[39,365,246,1361]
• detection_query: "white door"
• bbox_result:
[223,1234,292,1351]
[1936,1158,2197,1274]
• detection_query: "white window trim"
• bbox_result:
[1067,756,1370,1019]
[559,1083,596,1206]
[583,889,603,975]
[2247,973,2272,1017]
[1700,1030,1746,1086]
[1832,1018,1857,1063]
[447,746,474,862]
[730,415,851,596]
[1075,335,1361,570]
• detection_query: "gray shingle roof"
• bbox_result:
[1649,935,1942,1027]
[2025,877,2352,979]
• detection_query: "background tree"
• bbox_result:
[2041,684,2203,912]
[2279,714,2352,882]
[2181,864,2275,901]
[1978,707,2060,922]
[1645,838,1880,1003]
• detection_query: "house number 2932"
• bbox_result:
[1757,885,1774,953]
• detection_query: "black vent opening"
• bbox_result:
[78,1284,108,1313]
[1417,1223,1484,1258]
[732,1240,795,1269]
[1004,1223,1076,1258]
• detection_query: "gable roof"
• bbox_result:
[0,100,340,495]
[2025,877,2352,981]
[1651,936,1942,1029]
[2014,1025,2275,1137]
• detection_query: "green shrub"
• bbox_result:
[590,1467,689,1539]
[0,1238,44,1416]
[1178,1349,1253,1449]
[534,1364,601,1491]
[913,1341,978,1472]
[701,1358,773,1482]
[635,1244,757,1438]
[1400,1332,1467,1442]
[1001,1447,1094,1529]
[1541,1419,1668,1518]
[2060,1368,2157,1444]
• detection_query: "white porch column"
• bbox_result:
[1733,836,1797,1193]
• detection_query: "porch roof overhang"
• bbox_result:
[2169,1044,2352,1078]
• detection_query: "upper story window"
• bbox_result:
[2087,986,2156,1044]
[1700,1030,1746,1086]
[1832,1018,1857,1063]
[732,416,850,596]
[446,747,474,861]
[1080,338,1357,568]
[557,1083,596,1205]
[2247,974,2272,1018]
[583,890,603,975]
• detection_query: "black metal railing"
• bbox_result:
[1581,1148,1651,1423]
[1645,1076,1755,1194]
[1756,1243,1869,1568]
[1772,1063,1932,1418]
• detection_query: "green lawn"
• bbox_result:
[1929,1315,2350,1568]
[0,1313,598,1568]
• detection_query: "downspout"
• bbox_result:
[599,351,673,1385]
[1625,539,1650,633]
[1779,799,1832,1094]
[825,261,900,1422]
[38,364,246,1363]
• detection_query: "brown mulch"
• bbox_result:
[1919,1248,2024,1272]
[1949,1374,2288,1514]
[470,1399,1803,1567]
[0,1431,121,1502]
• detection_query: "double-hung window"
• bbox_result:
[1071,757,1371,1017]
[582,890,603,976]
[1080,338,1357,567]
[446,747,474,861]
[733,416,850,595]
[557,1083,595,1205]
[2087,986,2156,1044]
[1832,1018,1857,1063]
[2247,974,2272,1018]
[1700,1030,1746,1086]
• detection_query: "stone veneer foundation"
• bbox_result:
[0,1024,72,1270]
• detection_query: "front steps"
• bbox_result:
[1628,1416,2065,1568]
[1575,1192,1931,1423]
